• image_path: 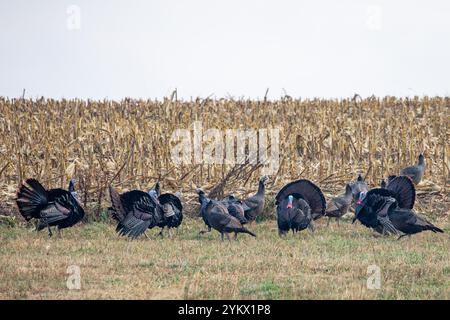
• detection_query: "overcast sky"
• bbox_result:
[1,0,450,100]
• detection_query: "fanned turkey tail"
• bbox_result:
[16,179,48,221]
[109,186,126,222]
[386,176,415,209]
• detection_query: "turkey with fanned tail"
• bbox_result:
[156,191,183,238]
[109,186,163,239]
[354,176,443,238]
[275,179,326,237]
[16,179,85,237]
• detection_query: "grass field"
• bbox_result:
[1,217,449,300]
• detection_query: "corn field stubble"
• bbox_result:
[0,96,449,299]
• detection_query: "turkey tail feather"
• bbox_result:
[239,228,256,237]
[275,179,326,218]
[387,176,415,209]
[16,179,48,220]
[109,186,126,222]
[430,225,444,233]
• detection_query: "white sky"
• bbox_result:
[1,0,450,100]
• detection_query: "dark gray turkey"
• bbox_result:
[203,200,256,241]
[241,176,268,223]
[376,202,443,239]
[324,184,353,225]
[16,179,85,237]
[197,189,212,235]
[400,153,425,185]
[109,186,163,239]
[222,195,248,225]
[352,175,442,238]
[275,179,326,237]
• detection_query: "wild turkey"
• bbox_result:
[197,189,212,235]
[400,153,425,185]
[157,192,183,238]
[376,202,443,239]
[16,179,85,237]
[349,174,369,208]
[203,200,256,241]
[275,179,326,236]
[324,184,353,226]
[241,176,268,223]
[353,176,421,236]
[222,195,248,225]
[109,186,163,239]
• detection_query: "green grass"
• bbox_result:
[0,218,449,299]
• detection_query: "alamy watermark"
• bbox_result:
[66,265,81,290]
[367,264,381,290]
[366,5,383,31]
[170,121,280,175]
[66,5,81,31]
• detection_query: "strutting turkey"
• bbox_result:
[157,191,183,238]
[109,182,183,239]
[109,186,163,239]
[16,179,85,237]
[354,176,443,238]
[275,179,326,237]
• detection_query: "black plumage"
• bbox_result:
[109,186,163,239]
[157,192,183,236]
[16,179,85,236]
[354,193,400,235]
[353,175,416,231]
[354,176,443,237]
[377,207,443,238]
[275,179,326,236]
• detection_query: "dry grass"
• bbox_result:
[0,218,449,300]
